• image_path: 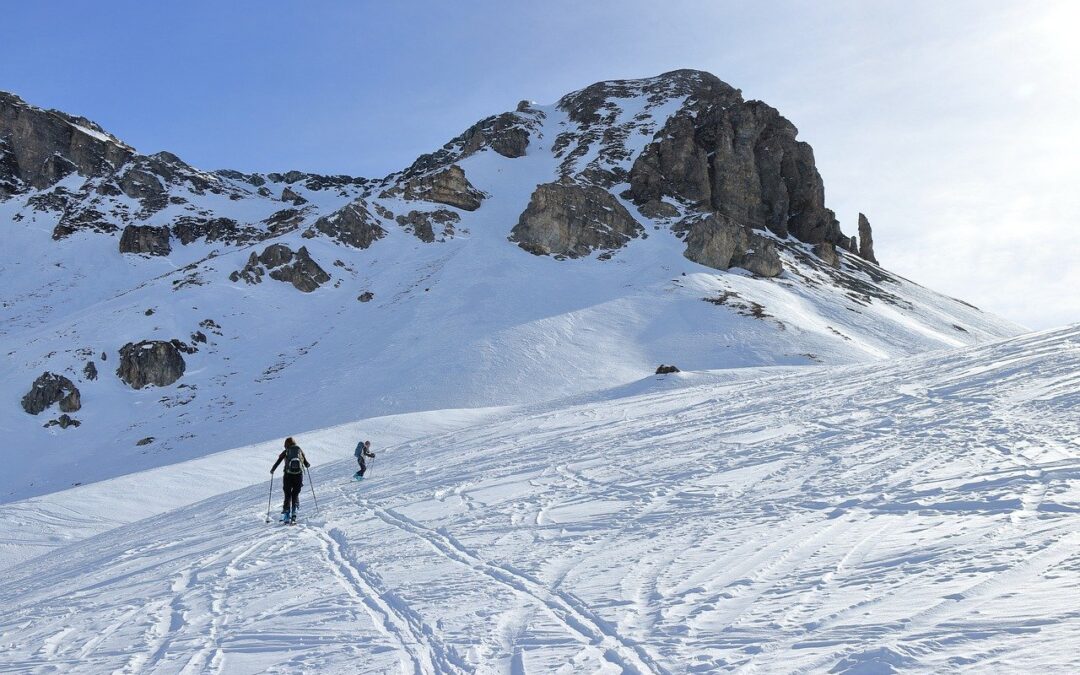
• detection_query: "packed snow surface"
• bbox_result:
[2,324,1077,673]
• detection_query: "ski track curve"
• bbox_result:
[2,326,1078,673]
[305,522,461,675]
[364,499,668,675]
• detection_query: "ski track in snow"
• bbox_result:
[0,325,1078,672]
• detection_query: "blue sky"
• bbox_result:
[2,1,1077,329]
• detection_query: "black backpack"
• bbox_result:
[285,445,303,474]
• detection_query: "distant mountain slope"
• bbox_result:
[0,71,1023,500]
[1,324,1075,672]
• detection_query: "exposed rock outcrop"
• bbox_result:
[83,361,98,381]
[21,372,82,415]
[0,136,21,197]
[460,112,532,159]
[51,201,120,240]
[114,151,228,217]
[1,90,371,258]
[400,106,543,179]
[626,113,711,206]
[858,213,878,264]
[171,216,256,245]
[637,199,680,220]
[395,209,460,243]
[264,170,368,192]
[382,165,485,212]
[116,340,187,389]
[267,246,330,293]
[600,70,847,248]
[656,364,680,375]
[510,180,643,258]
[44,414,81,429]
[119,224,172,256]
[310,200,386,249]
[812,242,841,268]
[0,91,133,190]
[679,214,783,277]
[229,244,330,293]
[263,208,306,236]
[281,186,307,205]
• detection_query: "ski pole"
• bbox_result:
[305,465,320,516]
[369,453,375,478]
[265,473,274,523]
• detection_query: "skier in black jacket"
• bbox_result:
[271,437,310,522]
[353,439,375,480]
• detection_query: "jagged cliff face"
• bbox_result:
[0,71,1020,499]
[0,71,875,272]
[0,90,370,247]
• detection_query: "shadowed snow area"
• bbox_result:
[1,325,1077,673]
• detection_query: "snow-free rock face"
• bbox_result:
[858,212,878,264]
[119,224,172,256]
[382,164,485,212]
[0,91,133,191]
[600,70,847,248]
[280,186,307,205]
[116,340,186,389]
[510,180,643,258]
[399,103,544,179]
[679,214,783,277]
[21,372,81,415]
[812,242,841,269]
[395,209,459,243]
[230,244,330,293]
[310,200,386,249]
[0,90,370,255]
[171,216,253,246]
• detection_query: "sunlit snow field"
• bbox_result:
[2,325,1077,673]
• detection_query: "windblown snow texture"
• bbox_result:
[1,326,1077,672]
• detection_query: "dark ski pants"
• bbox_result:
[282,472,303,513]
[356,455,368,477]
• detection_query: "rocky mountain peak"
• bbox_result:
[0,90,134,193]
[557,69,739,125]
[1,75,1023,498]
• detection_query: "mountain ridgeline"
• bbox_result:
[2,71,866,268]
[0,70,1020,498]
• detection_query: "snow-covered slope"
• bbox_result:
[1,324,1076,673]
[1,72,1022,501]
